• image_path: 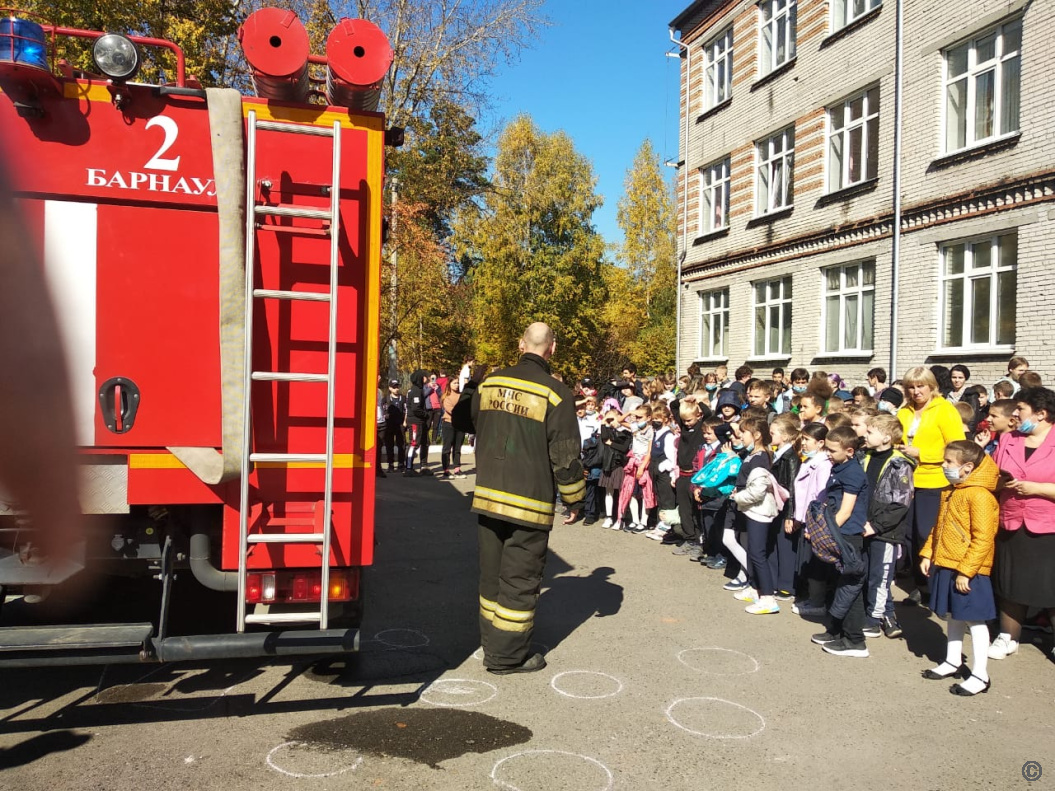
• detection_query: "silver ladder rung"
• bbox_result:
[249,453,327,463]
[256,120,335,137]
[244,612,323,625]
[254,205,332,221]
[247,533,326,544]
[253,288,331,303]
[251,372,329,383]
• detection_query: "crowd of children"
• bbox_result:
[570,356,1051,697]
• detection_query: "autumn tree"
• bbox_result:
[24,0,240,85]
[612,139,678,376]
[455,115,605,375]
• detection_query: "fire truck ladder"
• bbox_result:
[237,111,343,632]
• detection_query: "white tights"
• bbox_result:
[947,619,990,683]
[627,498,642,525]
[722,528,749,584]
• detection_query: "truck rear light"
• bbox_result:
[246,573,262,603]
[244,570,355,604]
[261,572,277,603]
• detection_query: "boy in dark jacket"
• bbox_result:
[860,414,915,639]
[383,379,407,472]
[406,369,432,475]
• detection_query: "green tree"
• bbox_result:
[389,99,490,240]
[614,139,677,376]
[456,115,605,374]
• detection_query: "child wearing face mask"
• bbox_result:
[789,368,811,398]
[729,417,780,614]
[790,423,834,615]
[769,414,802,600]
[919,441,999,696]
[974,398,1015,457]
[599,409,631,529]
[648,404,680,537]
[617,407,655,532]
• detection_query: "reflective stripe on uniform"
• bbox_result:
[479,595,497,622]
[492,612,533,632]
[483,376,562,407]
[494,603,533,622]
[476,486,554,515]
[557,478,586,501]
[473,495,554,526]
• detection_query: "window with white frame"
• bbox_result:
[760,0,797,75]
[703,28,733,111]
[832,0,881,32]
[698,158,730,235]
[940,233,1017,349]
[699,289,730,359]
[828,86,879,192]
[756,127,794,214]
[823,260,875,353]
[944,18,1021,153]
[752,276,793,357]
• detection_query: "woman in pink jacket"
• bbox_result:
[989,386,1055,660]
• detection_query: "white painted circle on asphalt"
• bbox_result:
[665,697,766,739]
[491,750,613,791]
[550,670,624,700]
[374,628,431,648]
[676,647,760,676]
[420,677,498,707]
[265,741,364,778]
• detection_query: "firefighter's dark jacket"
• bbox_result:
[452,353,585,529]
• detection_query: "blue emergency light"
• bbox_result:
[0,17,48,71]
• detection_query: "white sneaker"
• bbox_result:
[601,518,613,529]
[644,529,664,541]
[733,587,758,602]
[746,597,780,615]
[988,635,1019,660]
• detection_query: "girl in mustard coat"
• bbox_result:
[919,440,999,697]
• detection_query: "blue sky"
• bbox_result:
[482,0,690,250]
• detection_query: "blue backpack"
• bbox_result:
[691,452,742,498]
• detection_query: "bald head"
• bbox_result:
[520,322,556,358]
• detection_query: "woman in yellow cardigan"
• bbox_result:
[919,441,999,696]
[897,367,966,601]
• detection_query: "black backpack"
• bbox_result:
[582,432,604,469]
[602,430,632,473]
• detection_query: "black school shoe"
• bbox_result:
[487,653,548,675]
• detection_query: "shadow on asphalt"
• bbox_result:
[0,471,620,736]
[0,730,91,770]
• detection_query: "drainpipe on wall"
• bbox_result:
[669,26,690,376]
[889,0,905,379]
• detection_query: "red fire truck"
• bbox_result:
[0,9,396,665]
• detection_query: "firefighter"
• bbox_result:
[454,322,585,674]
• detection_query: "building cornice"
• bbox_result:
[682,169,1055,278]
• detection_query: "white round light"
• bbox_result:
[93,33,139,81]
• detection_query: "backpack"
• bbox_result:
[691,452,742,498]
[602,430,632,473]
[582,432,604,469]
[803,500,866,575]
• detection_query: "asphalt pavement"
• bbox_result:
[1,460,1053,790]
